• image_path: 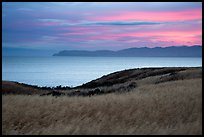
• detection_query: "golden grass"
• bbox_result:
[2,78,202,135]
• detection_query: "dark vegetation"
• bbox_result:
[77,67,186,88]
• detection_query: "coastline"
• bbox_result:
[2,67,202,135]
[2,66,202,96]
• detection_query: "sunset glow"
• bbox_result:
[2,2,202,50]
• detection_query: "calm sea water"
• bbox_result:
[2,56,202,87]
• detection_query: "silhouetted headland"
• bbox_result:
[53,46,202,57]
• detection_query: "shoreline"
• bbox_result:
[2,66,202,88]
[2,66,202,96]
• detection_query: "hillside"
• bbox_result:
[2,67,202,135]
[53,46,202,57]
[2,67,202,97]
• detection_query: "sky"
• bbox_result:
[2,2,202,51]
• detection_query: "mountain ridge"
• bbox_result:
[53,46,202,57]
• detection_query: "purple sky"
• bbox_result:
[2,2,202,51]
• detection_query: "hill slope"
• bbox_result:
[2,67,202,96]
[2,67,202,135]
[53,46,202,57]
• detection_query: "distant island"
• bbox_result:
[53,46,202,57]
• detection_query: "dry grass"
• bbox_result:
[2,78,202,135]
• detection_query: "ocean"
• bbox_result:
[2,56,202,87]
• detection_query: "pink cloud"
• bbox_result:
[83,28,201,46]
[29,8,202,47]
[89,9,202,22]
